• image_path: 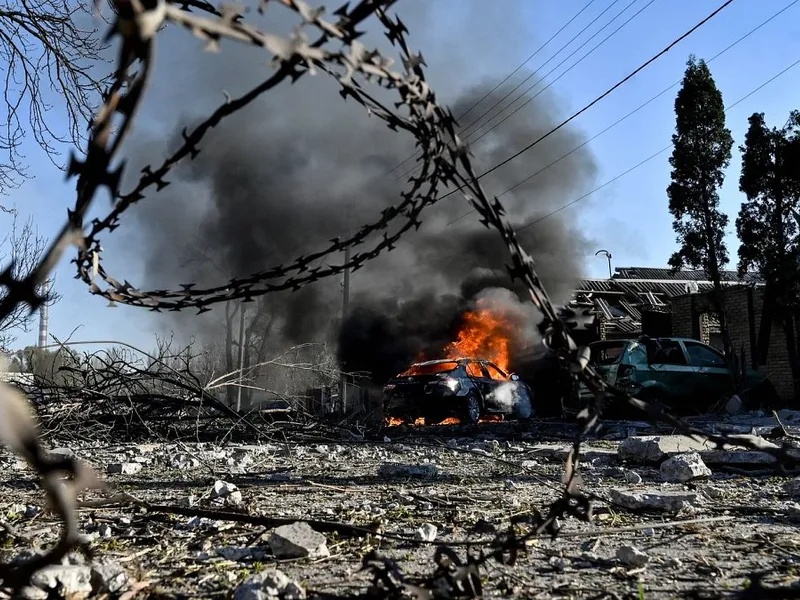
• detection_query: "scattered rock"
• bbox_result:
[377,463,439,478]
[211,480,243,506]
[235,568,306,600]
[90,560,129,594]
[548,556,569,571]
[616,545,649,567]
[609,489,698,512]
[25,565,92,599]
[618,436,710,464]
[659,452,711,483]
[24,505,43,518]
[268,522,329,559]
[415,523,437,542]
[623,470,642,484]
[106,462,142,475]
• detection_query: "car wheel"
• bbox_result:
[463,392,481,425]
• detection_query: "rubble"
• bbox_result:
[211,480,243,506]
[609,489,699,512]
[618,435,711,464]
[616,545,650,567]
[268,522,329,559]
[234,569,306,600]
[90,560,130,594]
[416,523,438,542]
[25,565,92,599]
[659,452,712,483]
[377,463,439,478]
[106,462,142,475]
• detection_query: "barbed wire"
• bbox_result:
[1,0,800,595]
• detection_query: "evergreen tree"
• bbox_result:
[737,111,800,396]
[667,55,734,357]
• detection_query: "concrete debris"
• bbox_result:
[623,470,642,484]
[25,565,92,599]
[548,556,569,571]
[415,523,438,542]
[659,452,712,483]
[211,480,243,506]
[700,449,777,467]
[170,454,201,469]
[24,505,43,518]
[90,560,130,594]
[234,568,306,600]
[618,436,710,464]
[785,477,800,498]
[106,462,142,475]
[377,463,439,478]
[609,489,698,512]
[616,545,650,567]
[268,522,329,559]
[97,523,113,538]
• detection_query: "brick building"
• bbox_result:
[671,286,795,403]
[559,267,761,344]
[552,266,797,402]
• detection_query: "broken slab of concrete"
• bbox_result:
[268,522,329,559]
[660,452,711,483]
[618,436,712,464]
[609,488,698,512]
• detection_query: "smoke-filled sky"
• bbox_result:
[6,0,800,351]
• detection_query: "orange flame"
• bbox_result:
[444,302,513,372]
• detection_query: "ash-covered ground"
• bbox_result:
[3,415,800,599]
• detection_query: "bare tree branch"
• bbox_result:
[0,0,112,198]
[0,213,60,350]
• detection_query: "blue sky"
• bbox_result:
[2,0,800,351]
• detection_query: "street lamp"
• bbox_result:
[595,249,613,279]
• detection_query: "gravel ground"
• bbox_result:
[1,421,800,599]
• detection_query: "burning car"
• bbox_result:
[382,358,533,425]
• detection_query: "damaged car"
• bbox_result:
[382,358,533,425]
[567,336,777,417]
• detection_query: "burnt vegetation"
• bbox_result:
[0,1,800,599]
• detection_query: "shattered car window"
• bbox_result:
[466,362,484,378]
[484,363,508,381]
[590,342,627,365]
[627,342,648,366]
[400,361,459,376]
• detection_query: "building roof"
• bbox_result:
[562,266,762,338]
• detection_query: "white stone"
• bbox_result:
[616,545,649,567]
[659,452,711,483]
[610,489,698,512]
[106,462,142,475]
[378,463,439,478]
[268,522,329,559]
[623,470,642,484]
[415,523,438,542]
[29,565,92,598]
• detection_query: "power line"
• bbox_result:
[444,0,798,226]
[423,0,733,210]
[456,0,601,125]
[408,53,800,271]
[516,55,800,232]
[386,0,622,178]
[398,0,655,182]
[450,0,636,141]
[469,0,735,184]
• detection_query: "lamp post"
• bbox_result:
[595,249,613,279]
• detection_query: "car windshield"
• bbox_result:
[590,342,627,366]
[399,361,459,376]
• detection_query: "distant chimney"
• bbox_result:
[38,278,52,348]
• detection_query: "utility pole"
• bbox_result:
[236,303,246,412]
[339,245,350,414]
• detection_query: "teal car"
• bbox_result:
[569,336,775,416]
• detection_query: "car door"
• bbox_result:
[465,361,493,402]
[645,339,697,403]
[682,340,733,406]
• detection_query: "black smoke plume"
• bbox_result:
[116,3,599,378]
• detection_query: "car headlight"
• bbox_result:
[442,377,460,393]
